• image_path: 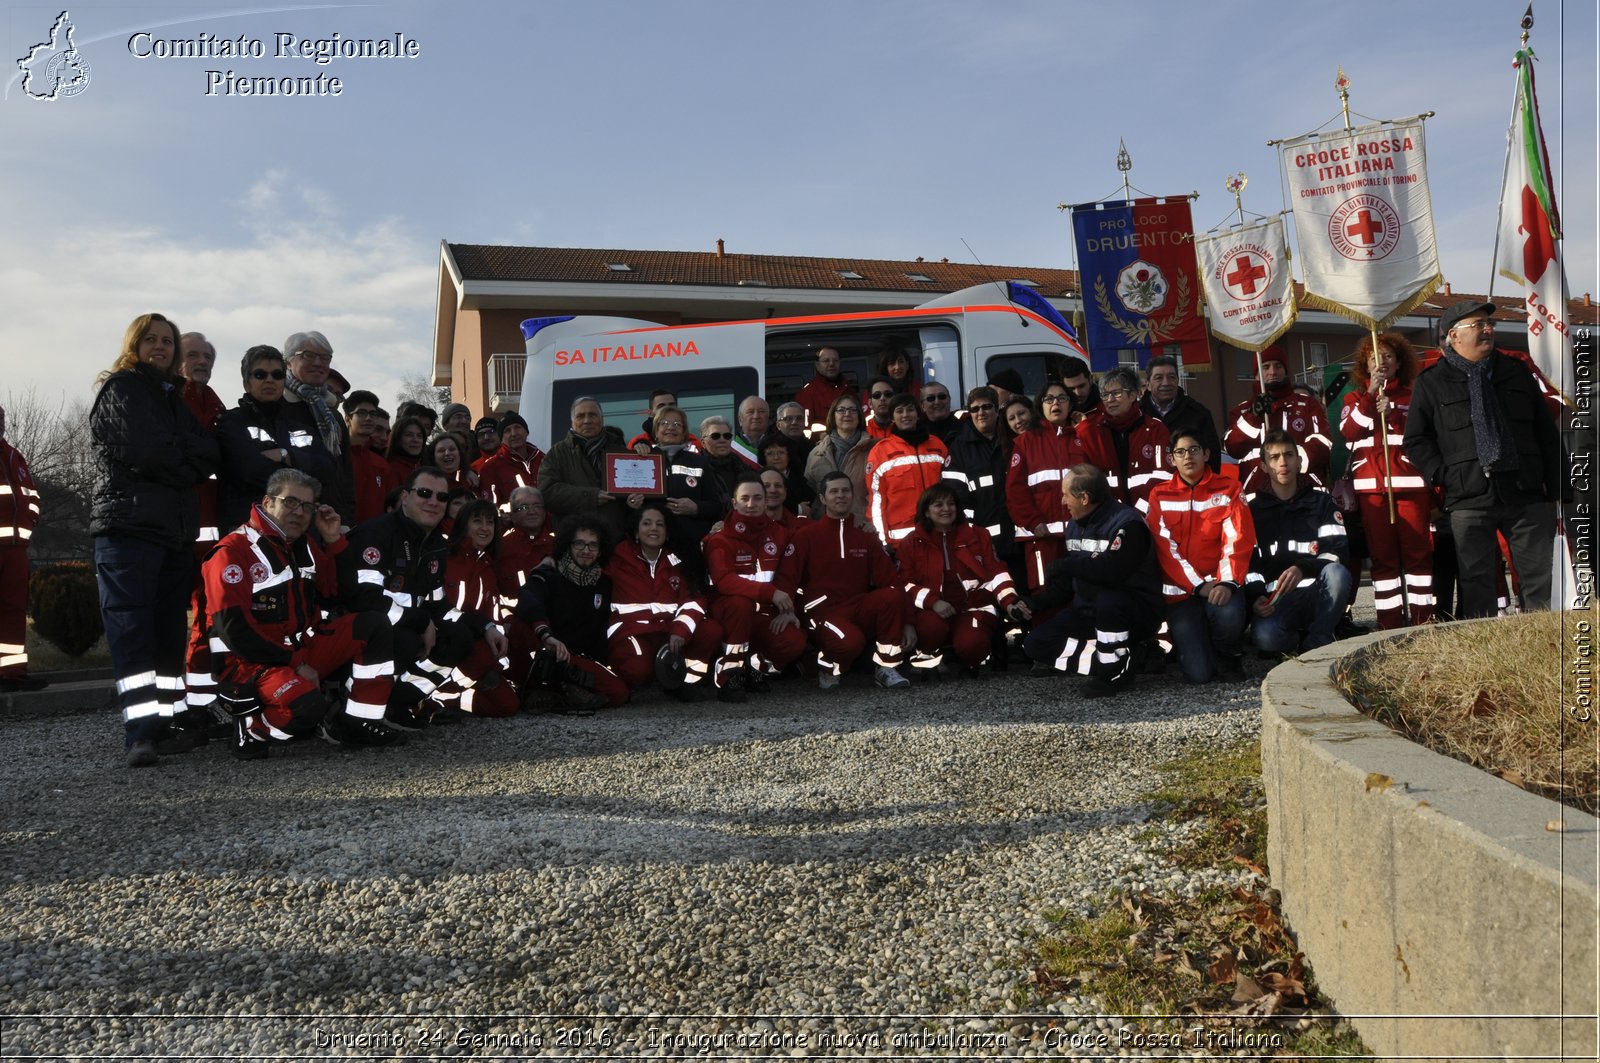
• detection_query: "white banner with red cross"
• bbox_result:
[1280,118,1442,328]
[1194,216,1298,353]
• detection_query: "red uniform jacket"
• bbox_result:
[1147,470,1257,602]
[181,380,226,542]
[480,446,546,512]
[1340,384,1427,495]
[1006,424,1088,543]
[896,522,1019,612]
[604,540,707,642]
[794,375,859,436]
[1075,411,1172,513]
[0,440,40,545]
[444,547,503,630]
[349,445,391,526]
[1224,389,1332,495]
[202,507,343,669]
[703,511,795,609]
[495,526,554,607]
[782,514,903,617]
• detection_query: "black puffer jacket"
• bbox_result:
[90,363,220,549]
[215,395,345,532]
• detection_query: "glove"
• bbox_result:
[1250,392,1274,418]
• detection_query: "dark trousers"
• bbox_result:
[1448,502,1557,619]
[1165,591,1247,683]
[1023,588,1158,679]
[95,535,194,743]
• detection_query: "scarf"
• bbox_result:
[891,424,931,447]
[828,428,865,469]
[578,431,609,478]
[557,553,602,586]
[1442,347,1516,473]
[284,374,341,455]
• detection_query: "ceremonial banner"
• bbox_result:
[1280,119,1442,327]
[1071,197,1209,370]
[1194,216,1298,352]
[1496,47,1571,388]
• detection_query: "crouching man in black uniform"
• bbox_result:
[1016,464,1164,697]
[202,468,397,755]
[337,465,475,733]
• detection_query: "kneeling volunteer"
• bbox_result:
[435,499,517,716]
[897,483,1020,674]
[605,502,722,697]
[203,468,397,755]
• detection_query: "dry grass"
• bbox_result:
[1336,606,1600,815]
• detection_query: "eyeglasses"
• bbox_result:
[778,414,805,423]
[922,394,950,403]
[251,369,287,381]
[292,350,332,363]
[1101,388,1131,401]
[1041,394,1070,405]
[511,503,544,513]
[657,421,685,430]
[409,486,444,500]
[869,390,895,400]
[571,540,601,553]
[268,495,315,513]
[1450,320,1495,332]
[1171,446,1206,457]
[350,409,379,419]
[968,402,997,414]
[705,432,732,441]
[834,406,858,416]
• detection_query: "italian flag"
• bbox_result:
[1496,46,1571,390]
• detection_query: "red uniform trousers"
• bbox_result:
[185,580,218,713]
[439,639,520,718]
[710,596,808,684]
[1359,493,1434,629]
[563,653,631,708]
[1023,538,1064,591]
[607,621,723,690]
[912,589,1002,669]
[0,545,27,678]
[217,611,393,738]
[809,588,906,675]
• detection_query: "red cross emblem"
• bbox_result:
[1346,210,1383,245]
[1329,195,1401,261]
[1225,255,1267,296]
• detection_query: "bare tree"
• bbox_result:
[3,387,94,562]
[394,373,450,415]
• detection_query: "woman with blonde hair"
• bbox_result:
[91,313,220,766]
[1340,331,1433,628]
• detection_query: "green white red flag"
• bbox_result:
[1495,46,1571,388]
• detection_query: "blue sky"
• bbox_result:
[2,0,1595,413]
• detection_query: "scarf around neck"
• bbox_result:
[557,553,602,586]
[284,374,341,455]
[1442,347,1515,473]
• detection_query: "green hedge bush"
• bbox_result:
[29,561,104,659]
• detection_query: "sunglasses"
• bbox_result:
[922,394,950,403]
[968,402,997,413]
[251,369,287,381]
[705,432,733,440]
[409,486,445,500]
[869,391,895,400]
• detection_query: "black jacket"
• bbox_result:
[1244,484,1348,605]
[337,509,452,633]
[1141,389,1222,472]
[513,561,612,660]
[1403,350,1562,510]
[215,395,345,532]
[90,363,220,549]
[1030,498,1162,613]
[941,418,1016,552]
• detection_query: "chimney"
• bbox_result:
[715,238,725,258]
[915,256,924,262]
[1442,281,1451,295]
[1586,292,1593,307]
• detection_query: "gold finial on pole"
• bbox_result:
[1335,67,1353,131]
[1225,173,1248,226]
[1520,3,1533,48]
[1116,139,1133,201]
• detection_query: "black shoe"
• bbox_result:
[654,644,687,693]
[0,674,48,692]
[1334,616,1371,639]
[320,713,408,747]
[155,723,209,755]
[744,668,770,695]
[717,674,748,703]
[429,703,469,726]
[125,739,158,768]
[232,715,271,761]
[1029,662,1059,677]
[384,699,434,732]
[1216,653,1246,679]
[554,683,606,715]
[1082,673,1132,699]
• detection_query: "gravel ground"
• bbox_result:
[0,625,1329,1059]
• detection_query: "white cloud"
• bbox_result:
[2,184,436,411]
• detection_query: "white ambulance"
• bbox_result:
[516,281,1089,448]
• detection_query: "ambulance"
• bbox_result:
[516,280,1089,448]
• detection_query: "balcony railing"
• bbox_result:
[488,353,527,413]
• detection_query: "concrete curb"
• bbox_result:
[1262,627,1598,1061]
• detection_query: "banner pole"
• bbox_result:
[1370,326,1397,524]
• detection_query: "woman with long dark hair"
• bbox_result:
[605,502,722,699]
[92,313,220,766]
[897,484,1020,674]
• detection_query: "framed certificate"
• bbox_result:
[605,453,665,494]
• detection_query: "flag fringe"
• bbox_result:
[1300,275,1444,331]
[1207,300,1301,354]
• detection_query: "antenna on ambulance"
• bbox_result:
[960,238,1030,328]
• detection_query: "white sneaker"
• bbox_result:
[874,666,910,690]
[818,671,842,690]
